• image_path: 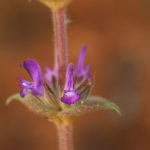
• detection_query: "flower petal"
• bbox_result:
[20,89,27,97]
[18,59,44,97]
[23,60,42,87]
[65,64,74,90]
[61,64,80,105]
[61,89,80,105]
[76,45,86,77]
[18,77,32,89]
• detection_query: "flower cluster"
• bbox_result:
[7,46,120,118]
[18,45,92,106]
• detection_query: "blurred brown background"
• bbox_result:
[0,0,150,150]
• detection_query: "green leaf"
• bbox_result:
[81,96,121,115]
[6,93,56,117]
[6,93,24,105]
[59,96,121,116]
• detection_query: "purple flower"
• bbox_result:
[18,60,44,97]
[61,64,80,104]
[76,45,90,78]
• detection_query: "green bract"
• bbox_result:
[7,94,121,118]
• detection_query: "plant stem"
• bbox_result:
[56,123,73,150]
[52,8,68,90]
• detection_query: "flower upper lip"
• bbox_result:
[61,64,80,104]
[76,45,90,78]
[18,59,44,97]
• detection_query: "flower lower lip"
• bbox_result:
[61,92,80,105]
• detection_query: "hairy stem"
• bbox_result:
[52,8,68,90]
[56,123,73,150]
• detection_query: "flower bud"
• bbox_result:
[38,0,71,11]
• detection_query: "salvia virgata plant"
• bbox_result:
[7,0,121,150]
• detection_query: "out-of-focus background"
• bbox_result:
[0,0,150,150]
